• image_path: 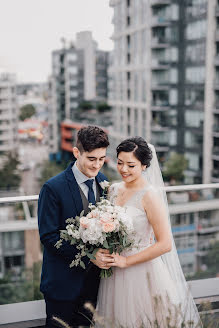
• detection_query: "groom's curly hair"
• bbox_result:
[76,125,109,152]
[116,137,153,168]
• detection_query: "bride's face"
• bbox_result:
[117,151,145,183]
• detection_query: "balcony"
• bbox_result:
[151,15,171,27]
[151,36,169,48]
[213,108,219,114]
[215,29,219,40]
[212,146,219,160]
[150,0,171,6]
[0,184,219,326]
[213,125,219,138]
[151,59,169,70]
[215,55,219,66]
[197,218,219,234]
[151,80,169,91]
[151,122,169,132]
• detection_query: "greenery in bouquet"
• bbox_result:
[55,198,135,278]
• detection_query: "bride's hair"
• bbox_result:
[116,137,153,167]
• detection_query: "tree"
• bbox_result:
[96,102,111,113]
[0,262,43,305]
[38,160,66,187]
[162,152,188,184]
[79,101,93,111]
[19,104,36,121]
[0,153,21,190]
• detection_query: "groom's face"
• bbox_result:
[73,147,107,178]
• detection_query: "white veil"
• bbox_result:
[144,144,202,326]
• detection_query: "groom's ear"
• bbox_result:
[73,147,79,159]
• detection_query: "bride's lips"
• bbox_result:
[121,174,130,178]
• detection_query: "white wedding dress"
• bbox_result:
[96,183,201,328]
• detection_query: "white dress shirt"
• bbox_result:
[72,162,97,200]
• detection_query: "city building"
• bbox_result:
[49,45,79,161]
[169,189,219,275]
[49,32,109,162]
[108,0,218,184]
[76,31,97,101]
[16,82,49,121]
[95,50,109,101]
[0,73,18,159]
[0,201,41,280]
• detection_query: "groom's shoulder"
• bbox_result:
[43,163,71,189]
[97,171,108,181]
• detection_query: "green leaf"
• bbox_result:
[86,252,96,260]
[80,261,86,269]
[80,210,85,217]
[103,240,109,249]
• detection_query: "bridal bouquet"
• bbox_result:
[55,197,134,278]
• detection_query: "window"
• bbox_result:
[169,89,178,105]
[186,20,206,40]
[4,255,23,269]
[185,152,200,170]
[3,232,24,251]
[186,67,205,83]
[185,111,204,128]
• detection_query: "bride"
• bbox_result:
[96,137,202,328]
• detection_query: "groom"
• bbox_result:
[38,126,113,327]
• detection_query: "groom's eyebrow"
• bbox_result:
[87,156,106,159]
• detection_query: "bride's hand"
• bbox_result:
[111,253,127,268]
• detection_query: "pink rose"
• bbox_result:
[100,212,113,224]
[102,222,116,233]
[87,210,99,219]
[80,217,89,229]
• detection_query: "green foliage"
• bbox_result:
[96,102,111,112]
[187,241,219,280]
[0,152,21,190]
[19,104,36,121]
[0,262,43,305]
[38,160,66,187]
[162,152,188,184]
[79,101,93,111]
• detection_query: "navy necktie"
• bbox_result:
[84,179,96,205]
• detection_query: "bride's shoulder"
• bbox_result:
[109,181,122,194]
[142,185,160,203]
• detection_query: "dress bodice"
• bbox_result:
[109,182,153,249]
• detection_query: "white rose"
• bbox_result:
[99,180,110,189]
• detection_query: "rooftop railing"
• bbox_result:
[0,183,219,327]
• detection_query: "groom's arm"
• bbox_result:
[38,183,90,267]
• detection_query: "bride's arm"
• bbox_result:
[112,190,172,268]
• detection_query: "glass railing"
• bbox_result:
[0,183,219,308]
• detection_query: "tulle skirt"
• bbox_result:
[96,249,185,328]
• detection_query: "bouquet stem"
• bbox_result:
[100,267,113,278]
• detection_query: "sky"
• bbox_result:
[0,0,113,83]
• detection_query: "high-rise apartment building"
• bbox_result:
[109,0,218,184]
[0,73,18,158]
[76,31,97,101]
[49,46,79,161]
[49,32,109,161]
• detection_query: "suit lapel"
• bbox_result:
[95,174,105,198]
[65,162,84,215]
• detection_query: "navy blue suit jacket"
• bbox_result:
[38,162,107,301]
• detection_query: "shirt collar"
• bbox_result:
[72,162,94,185]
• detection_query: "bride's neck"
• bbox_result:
[124,177,146,190]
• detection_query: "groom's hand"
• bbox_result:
[91,249,114,269]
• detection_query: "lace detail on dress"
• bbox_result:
[109,182,153,212]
